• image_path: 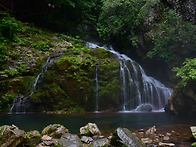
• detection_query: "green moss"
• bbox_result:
[96,48,111,58]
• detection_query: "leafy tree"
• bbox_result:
[146,8,196,63]
[173,58,196,85]
[97,0,145,45]
[43,0,98,34]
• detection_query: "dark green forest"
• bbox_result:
[1,0,196,116]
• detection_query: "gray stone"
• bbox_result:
[0,125,26,147]
[92,138,110,147]
[158,142,175,147]
[80,123,101,136]
[81,136,93,144]
[41,124,69,138]
[25,130,41,147]
[141,138,152,144]
[111,127,146,147]
[58,133,83,147]
[146,126,156,135]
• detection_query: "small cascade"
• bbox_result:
[95,62,99,111]
[86,42,173,112]
[9,51,65,114]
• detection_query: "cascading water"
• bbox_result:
[86,42,173,112]
[9,52,65,114]
[95,62,99,112]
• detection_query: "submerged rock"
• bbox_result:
[146,126,156,135]
[110,127,146,147]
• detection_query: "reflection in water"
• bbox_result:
[1,112,196,134]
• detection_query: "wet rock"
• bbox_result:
[25,130,41,147]
[165,80,196,116]
[58,133,83,147]
[158,142,175,147]
[41,135,52,141]
[110,127,145,147]
[135,104,153,112]
[80,123,101,136]
[41,124,69,138]
[141,138,152,144]
[81,136,93,144]
[190,126,196,139]
[163,136,170,141]
[146,126,156,135]
[92,138,110,147]
[0,125,26,147]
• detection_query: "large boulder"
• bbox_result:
[0,124,26,147]
[25,130,41,147]
[80,123,101,136]
[110,127,146,147]
[165,80,196,116]
[30,47,120,112]
[41,124,69,138]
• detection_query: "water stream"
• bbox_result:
[86,42,173,112]
[9,52,65,114]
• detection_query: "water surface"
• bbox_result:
[0,112,195,134]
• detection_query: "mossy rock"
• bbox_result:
[165,80,196,116]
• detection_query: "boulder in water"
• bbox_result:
[110,127,146,147]
[41,124,69,138]
[80,123,101,136]
[135,104,153,112]
[0,124,26,147]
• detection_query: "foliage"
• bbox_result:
[146,8,196,63]
[97,0,145,44]
[173,58,196,85]
[31,42,52,51]
[43,0,97,35]
[0,13,19,41]
[0,93,15,112]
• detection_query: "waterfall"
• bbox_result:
[86,42,173,112]
[95,62,99,112]
[8,51,65,114]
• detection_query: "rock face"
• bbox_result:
[30,47,120,112]
[0,125,26,147]
[110,127,146,147]
[165,80,196,116]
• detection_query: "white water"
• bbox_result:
[9,52,65,114]
[95,62,99,111]
[86,42,173,112]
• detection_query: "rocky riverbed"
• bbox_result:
[0,123,196,147]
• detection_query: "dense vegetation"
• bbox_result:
[1,0,196,114]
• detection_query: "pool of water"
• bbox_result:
[0,112,196,134]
